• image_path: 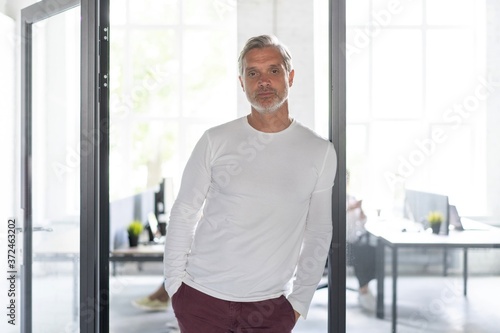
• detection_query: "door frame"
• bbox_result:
[80,0,110,332]
[20,0,110,332]
[21,3,81,332]
[328,0,347,332]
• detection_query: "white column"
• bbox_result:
[236,0,316,129]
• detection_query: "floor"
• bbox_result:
[107,267,500,333]
[4,261,498,333]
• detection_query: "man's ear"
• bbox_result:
[288,69,295,87]
[239,76,245,92]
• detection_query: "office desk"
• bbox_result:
[109,244,164,275]
[365,221,500,333]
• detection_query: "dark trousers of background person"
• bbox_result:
[347,238,376,288]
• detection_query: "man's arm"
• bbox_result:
[163,132,212,297]
[287,143,337,319]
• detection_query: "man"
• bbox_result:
[163,34,337,332]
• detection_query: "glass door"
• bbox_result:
[21,0,109,331]
[21,2,81,332]
[31,7,81,332]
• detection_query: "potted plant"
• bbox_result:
[427,211,443,234]
[127,220,144,247]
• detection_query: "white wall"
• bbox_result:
[4,0,39,19]
[486,0,500,218]
[0,11,16,333]
[0,13,15,219]
[0,0,39,229]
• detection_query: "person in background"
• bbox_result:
[132,284,170,311]
[346,171,377,312]
[162,34,337,332]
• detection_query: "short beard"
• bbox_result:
[252,99,285,114]
[249,89,288,114]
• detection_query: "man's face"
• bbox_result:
[239,47,294,114]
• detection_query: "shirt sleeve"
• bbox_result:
[287,142,337,319]
[163,131,212,297]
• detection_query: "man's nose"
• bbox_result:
[258,75,271,86]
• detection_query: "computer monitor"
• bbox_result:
[110,182,161,247]
[404,189,450,235]
[448,204,464,231]
[146,212,159,241]
[154,178,165,220]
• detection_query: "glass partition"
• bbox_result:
[108,0,238,330]
[31,5,81,331]
[346,0,500,331]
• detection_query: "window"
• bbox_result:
[346,0,490,217]
[110,0,237,202]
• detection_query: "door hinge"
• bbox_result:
[98,26,109,103]
[100,73,109,89]
[98,73,108,103]
[98,26,109,56]
[101,26,109,43]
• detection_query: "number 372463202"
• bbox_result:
[7,219,16,270]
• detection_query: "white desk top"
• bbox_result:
[111,244,164,256]
[365,218,500,247]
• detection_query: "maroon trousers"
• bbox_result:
[171,283,296,333]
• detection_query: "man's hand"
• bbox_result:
[294,310,300,323]
[347,199,362,210]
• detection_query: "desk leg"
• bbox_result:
[376,238,385,319]
[392,247,398,333]
[73,255,79,324]
[443,248,448,277]
[463,248,468,296]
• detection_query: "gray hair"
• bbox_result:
[238,35,293,76]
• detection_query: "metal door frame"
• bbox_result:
[21,0,110,332]
[328,0,347,332]
[80,0,110,332]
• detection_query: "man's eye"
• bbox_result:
[271,69,280,74]
[248,72,257,77]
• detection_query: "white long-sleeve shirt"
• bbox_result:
[163,116,337,318]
